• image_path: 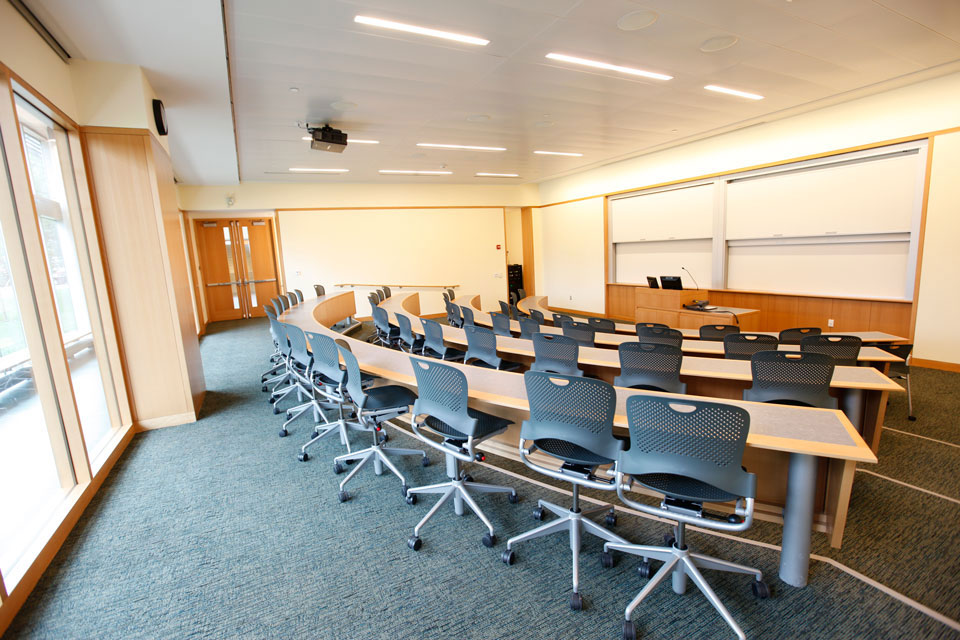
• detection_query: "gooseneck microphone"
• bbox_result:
[681,266,700,290]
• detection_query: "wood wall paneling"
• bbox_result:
[520,206,535,295]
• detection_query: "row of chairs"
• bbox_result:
[261,313,771,638]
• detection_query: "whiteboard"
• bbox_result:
[610,184,714,243]
[726,151,920,240]
[727,240,910,299]
[615,239,712,289]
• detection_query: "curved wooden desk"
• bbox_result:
[518,295,908,343]
[389,293,900,451]
[281,293,876,588]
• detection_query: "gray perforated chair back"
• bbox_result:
[562,320,596,347]
[285,323,311,369]
[529,309,545,325]
[264,305,276,318]
[286,292,297,307]
[368,294,379,314]
[396,313,421,351]
[371,305,392,337]
[447,302,462,327]
[519,316,540,340]
[699,324,740,342]
[508,304,520,321]
[375,289,385,302]
[800,334,862,366]
[637,326,683,349]
[877,342,912,376]
[421,317,450,357]
[314,284,325,297]
[410,358,478,437]
[518,288,526,300]
[490,312,512,337]
[743,351,836,409]
[306,331,346,385]
[588,317,616,332]
[510,291,518,305]
[614,343,686,394]
[499,300,511,317]
[271,297,283,315]
[383,286,392,298]
[522,371,623,466]
[621,395,756,503]
[724,333,779,360]
[278,295,290,312]
[460,306,476,327]
[442,292,451,303]
[337,344,369,412]
[464,325,502,369]
[779,327,821,345]
[552,313,573,327]
[294,289,304,303]
[268,314,289,353]
[531,333,582,377]
[635,322,668,336]
[446,288,455,301]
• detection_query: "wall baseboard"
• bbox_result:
[911,358,960,372]
[136,411,198,431]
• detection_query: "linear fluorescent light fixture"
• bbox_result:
[288,167,349,173]
[475,172,519,177]
[301,136,379,144]
[417,143,506,151]
[534,150,583,157]
[704,84,764,100]
[354,15,489,46]
[545,52,672,81]
[379,169,453,175]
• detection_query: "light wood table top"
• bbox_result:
[281,293,877,463]
[516,295,908,343]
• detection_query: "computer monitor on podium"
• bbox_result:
[660,275,682,290]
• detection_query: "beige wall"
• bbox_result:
[278,208,508,317]
[533,198,606,313]
[177,181,539,210]
[504,206,523,265]
[913,131,960,364]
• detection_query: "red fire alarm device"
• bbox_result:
[496,244,501,249]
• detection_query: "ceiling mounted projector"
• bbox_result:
[307,124,348,153]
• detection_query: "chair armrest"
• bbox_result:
[615,472,755,532]
[411,415,477,463]
[518,438,618,492]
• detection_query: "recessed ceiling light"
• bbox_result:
[301,135,379,144]
[289,87,300,93]
[545,53,672,81]
[466,114,491,122]
[617,10,658,31]
[330,101,358,111]
[534,150,583,157]
[416,143,506,151]
[379,169,453,175]
[475,172,520,177]
[288,167,350,173]
[704,84,764,100]
[354,15,489,46]
[699,35,739,53]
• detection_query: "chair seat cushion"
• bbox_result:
[364,385,417,411]
[423,346,466,360]
[535,438,612,466]
[632,473,738,503]
[426,407,511,440]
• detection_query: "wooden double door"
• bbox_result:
[195,218,280,321]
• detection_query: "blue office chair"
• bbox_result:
[502,371,628,610]
[461,306,476,328]
[800,334,862,366]
[445,301,463,328]
[518,316,540,340]
[371,305,400,348]
[552,312,574,327]
[421,317,466,361]
[589,317,617,332]
[463,325,519,370]
[778,327,821,345]
[699,324,739,342]
[331,345,428,502]
[635,322,668,336]
[531,333,582,377]
[490,312,513,337]
[529,309,545,325]
[270,297,283,316]
[876,343,914,420]
[562,321,596,347]
[637,326,683,349]
[405,358,518,550]
[294,289,304,303]
[261,313,288,390]
[614,343,686,393]
[275,323,319,435]
[396,313,425,354]
[743,351,836,409]
[723,333,778,360]
[313,284,325,297]
[603,395,768,640]
[499,300,512,317]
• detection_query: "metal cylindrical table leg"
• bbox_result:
[780,452,818,587]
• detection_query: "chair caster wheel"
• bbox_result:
[532,506,543,520]
[285,412,292,419]
[501,549,515,565]
[273,406,281,415]
[462,474,473,482]
[482,533,497,548]
[406,493,417,505]
[408,536,422,551]
[600,552,614,569]
[752,580,771,599]
[268,397,276,404]
[421,456,431,467]
[508,492,519,504]
[569,592,583,611]
[622,619,636,640]
[605,512,617,526]
[338,490,350,503]
[379,433,389,444]
[298,452,309,462]
[278,429,288,437]
[261,385,268,392]
[637,561,652,579]
[333,462,344,474]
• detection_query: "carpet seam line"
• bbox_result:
[882,426,960,449]
[855,469,960,504]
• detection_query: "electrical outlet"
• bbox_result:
[296,270,302,277]
[569,295,572,301]
[827,318,834,328]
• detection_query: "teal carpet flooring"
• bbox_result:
[4,319,959,639]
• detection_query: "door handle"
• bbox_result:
[244,278,277,284]
[207,281,242,286]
